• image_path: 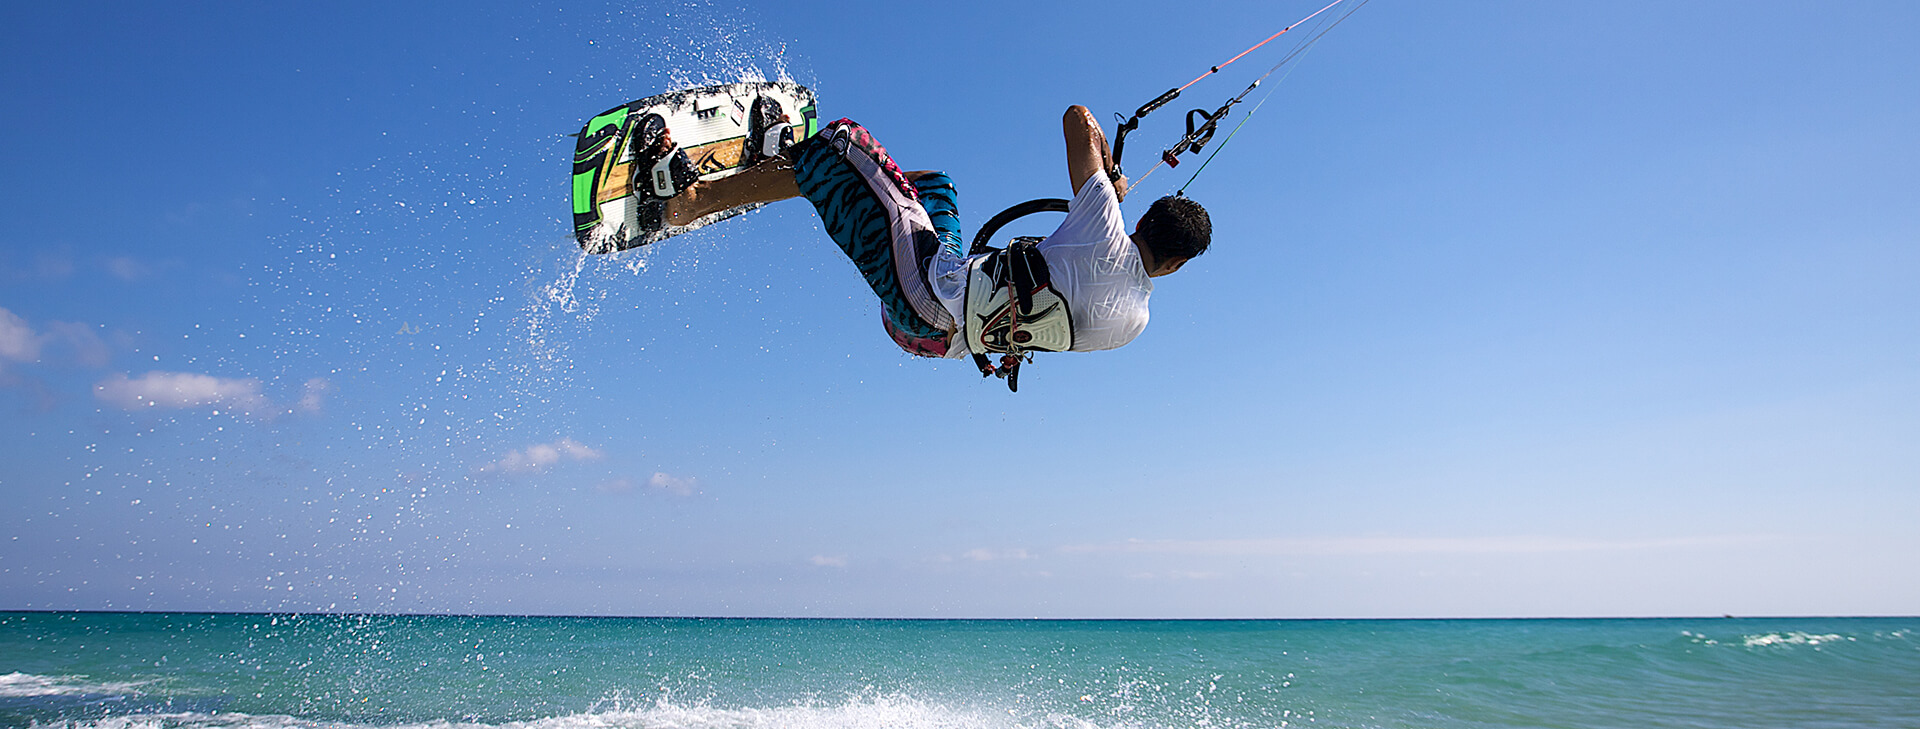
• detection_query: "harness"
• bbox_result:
[964,237,1073,392]
[963,199,1072,392]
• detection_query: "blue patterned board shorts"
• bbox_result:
[791,119,963,357]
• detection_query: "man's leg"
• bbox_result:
[789,119,956,355]
[663,157,801,226]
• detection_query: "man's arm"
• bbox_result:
[1063,105,1129,202]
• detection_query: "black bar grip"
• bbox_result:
[1135,88,1182,118]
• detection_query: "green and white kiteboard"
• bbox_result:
[571,82,818,254]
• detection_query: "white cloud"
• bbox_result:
[960,548,1035,562]
[93,371,268,412]
[0,308,41,362]
[646,471,698,496]
[296,377,333,412]
[1059,535,1759,557]
[481,437,603,473]
[0,308,112,371]
[9,317,319,416]
[809,555,848,568]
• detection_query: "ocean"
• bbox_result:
[1,613,1914,729]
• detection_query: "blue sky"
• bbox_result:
[1,0,1915,618]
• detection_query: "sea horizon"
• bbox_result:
[6,609,1918,621]
[6,612,1915,728]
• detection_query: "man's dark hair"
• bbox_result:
[1137,195,1211,265]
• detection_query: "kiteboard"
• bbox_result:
[571,82,819,254]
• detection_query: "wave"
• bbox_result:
[1739,631,1850,648]
[0,673,147,699]
[1678,628,1912,649]
[12,696,1121,729]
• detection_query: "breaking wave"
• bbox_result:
[0,673,147,699]
[1740,631,1851,648]
[8,695,1147,729]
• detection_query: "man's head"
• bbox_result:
[1133,195,1211,277]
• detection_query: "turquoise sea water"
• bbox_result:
[1,613,1915,729]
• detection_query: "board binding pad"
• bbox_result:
[572,82,819,254]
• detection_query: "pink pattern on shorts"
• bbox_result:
[883,312,950,358]
[827,118,919,203]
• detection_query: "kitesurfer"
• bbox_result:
[640,102,1211,371]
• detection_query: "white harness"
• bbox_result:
[962,238,1075,356]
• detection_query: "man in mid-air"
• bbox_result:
[635,102,1211,383]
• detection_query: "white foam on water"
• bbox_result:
[557,695,1009,729]
[28,695,1161,729]
[0,672,147,698]
[1679,630,1719,645]
[1741,632,1850,648]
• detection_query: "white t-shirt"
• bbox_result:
[926,174,1152,357]
[1036,174,1153,351]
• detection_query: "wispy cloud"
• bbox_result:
[596,471,700,496]
[93,371,269,413]
[296,377,333,412]
[3,250,169,284]
[42,322,109,367]
[34,253,73,280]
[809,555,848,568]
[6,312,320,416]
[0,308,40,363]
[0,308,112,371]
[646,471,698,496]
[1126,571,1226,581]
[479,438,603,473]
[959,547,1035,562]
[103,256,148,281]
[1060,535,1760,557]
